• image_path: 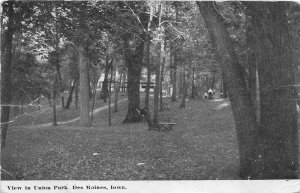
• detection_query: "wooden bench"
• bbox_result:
[158,113,176,131]
[158,122,176,131]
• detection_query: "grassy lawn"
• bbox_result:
[1,97,245,180]
[9,92,127,126]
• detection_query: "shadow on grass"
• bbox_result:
[2,97,240,180]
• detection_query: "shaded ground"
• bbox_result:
[1,96,243,180]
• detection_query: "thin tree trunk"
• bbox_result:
[197,1,258,179]
[172,4,179,102]
[87,68,93,100]
[91,69,98,122]
[65,81,75,109]
[159,39,166,111]
[211,73,216,90]
[179,68,187,108]
[249,2,298,179]
[101,55,111,103]
[191,67,196,99]
[122,71,126,92]
[144,34,154,129]
[108,62,113,126]
[52,86,57,126]
[206,75,209,92]
[61,96,65,109]
[153,3,164,128]
[113,73,121,113]
[172,51,178,102]
[47,95,52,107]
[75,80,78,109]
[1,2,14,147]
[54,6,64,110]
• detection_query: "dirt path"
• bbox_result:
[22,99,127,128]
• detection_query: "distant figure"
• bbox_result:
[203,92,208,99]
[208,89,213,100]
[135,107,147,117]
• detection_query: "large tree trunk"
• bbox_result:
[246,20,258,121]
[197,1,258,179]
[78,45,91,127]
[1,2,14,147]
[123,38,144,123]
[249,2,298,179]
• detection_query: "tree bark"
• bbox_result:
[249,2,298,179]
[78,45,91,127]
[159,39,166,111]
[179,68,187,108]
[101,55,111,103]
[222,72,228,98]
[171,4,179,102]
[153,3,165,128]
[211,73,216,90]
[1,2,14,147]
[113,73,121,113]
[205,75,209,92]
[65,81,75,109]
[144,30,154,129]
[108,62,113,126]
[123,37,144,123]
[75,80,78,109]
[91,67,98,122]
[246,20,257,121]
[197,1,258,179]
[191,67,196,99]
[52,85,57,126]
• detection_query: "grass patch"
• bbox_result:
[2,97,242,180]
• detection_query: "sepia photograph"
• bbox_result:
[1,0,300,192]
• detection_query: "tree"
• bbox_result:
[77,20,92,127]
[143,1,154,129]
[119,2,149,123]
[152,2,164,128]
[197,1,258,179]
[1,1,34,147]
[248,2,298,179]
[171,3,179,102]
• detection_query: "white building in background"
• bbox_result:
[95,67,175,94]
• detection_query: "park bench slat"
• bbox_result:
[159,122,176,125]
